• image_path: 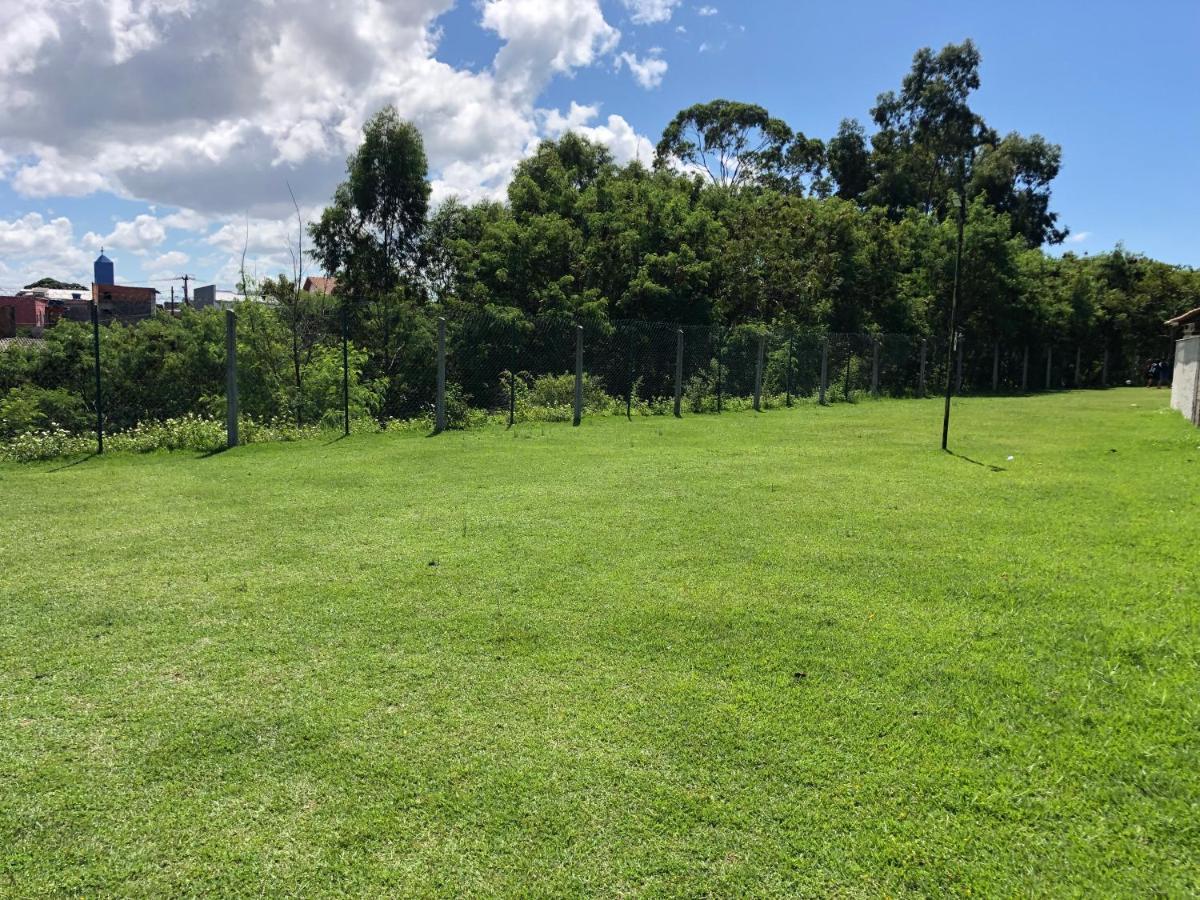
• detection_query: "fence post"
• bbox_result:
[753,331,765,411]
[434,316,446,433]
[1044,346,1053,391]
[871,337,880,398]
[1022,345,1029,392]
[992,341,1000,392]
[508,324,517,429]
[955,334,964,395]
[844,345,852,402]
[1101,348,1109,387]
[673,328,683,418]
[341,299,349,436]
[225,309,239,448]
[90,300,103,454]
[785,336,793,408]
[573,325,583,427]
[716,328,723,413]
[819,337,829,404]
[918,338,926,396]
[1074,347,1082,388]
[625,326,634,421]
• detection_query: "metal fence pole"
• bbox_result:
[434,317,446,433]
[785,335,793,408]
[90,300,103,454]
[992,341,1000,392]
[341,299,349,436]
[819,337,829,405]
[753,331,765,411]
[918,338,926,396]
[871,337,880,398]
[1045,346,1053,391]
[1022,345,1029,392]
[225,309,239,448]
[673,328,683,418]
[573,325,583,427]
[844,346,852,402]
[1102,348,1109,388]
[1074,347,1082,388]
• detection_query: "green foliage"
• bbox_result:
[0,385,88,439]
[23,277,86,290]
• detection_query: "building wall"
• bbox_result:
[0,295,49,332]
[92,284,157,322]
[193,284,217,309]
[1171,335,1200,426]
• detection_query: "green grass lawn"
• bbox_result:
[2,389,1198,897]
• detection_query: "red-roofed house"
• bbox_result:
[302,276,338,296]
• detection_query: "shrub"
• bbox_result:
[0,386,89,440]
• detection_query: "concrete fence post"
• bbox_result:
[716,329,723,414]
[753,331,765,411]
[673,328,683,418]
[785,336,793,407]
[434,316,446,433]
[225,309,239,448]
[918,338,927,396]
[871,337,880,398]
[992,341,1000,392]
[573,325,583,427]
[955,334,965,395]
[90,301,104,454]
[1045,346,1053,391]
[819,337,829,405]
[1022,345,1029,392]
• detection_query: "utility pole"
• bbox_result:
[170,285,176,314]
[942,160,968,452]
[177,274,195,307]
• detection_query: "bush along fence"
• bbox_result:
[0,301,1157,461]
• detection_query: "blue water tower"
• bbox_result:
[94,250,114,285]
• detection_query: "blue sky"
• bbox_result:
[0,0,1196,295]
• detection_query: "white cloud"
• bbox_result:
[483,0,620,99]
[697,5,718,15]
[619,0,682,25]
[146,250,190,279]
[0,0,667,285]
[0,0,624,218]
[85,214,168,256]
[0,213,91,288]
[1066,231,1091,244]
[617,51,668,89]
[541,102,655,165]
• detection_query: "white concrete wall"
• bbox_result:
[1171,335,1199,426]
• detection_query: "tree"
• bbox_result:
[868,40,991,218]
[827,119,871,202]
[970,133,1067,246]
[309,106,431,295]
[309,106,432,420]
[655,100,794,191]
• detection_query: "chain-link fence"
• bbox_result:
[0,300,1172,460]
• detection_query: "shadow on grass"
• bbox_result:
[46,453,99,473]
[197,446,231,459]
[323,434,350,446]
[945,449,1006,472]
